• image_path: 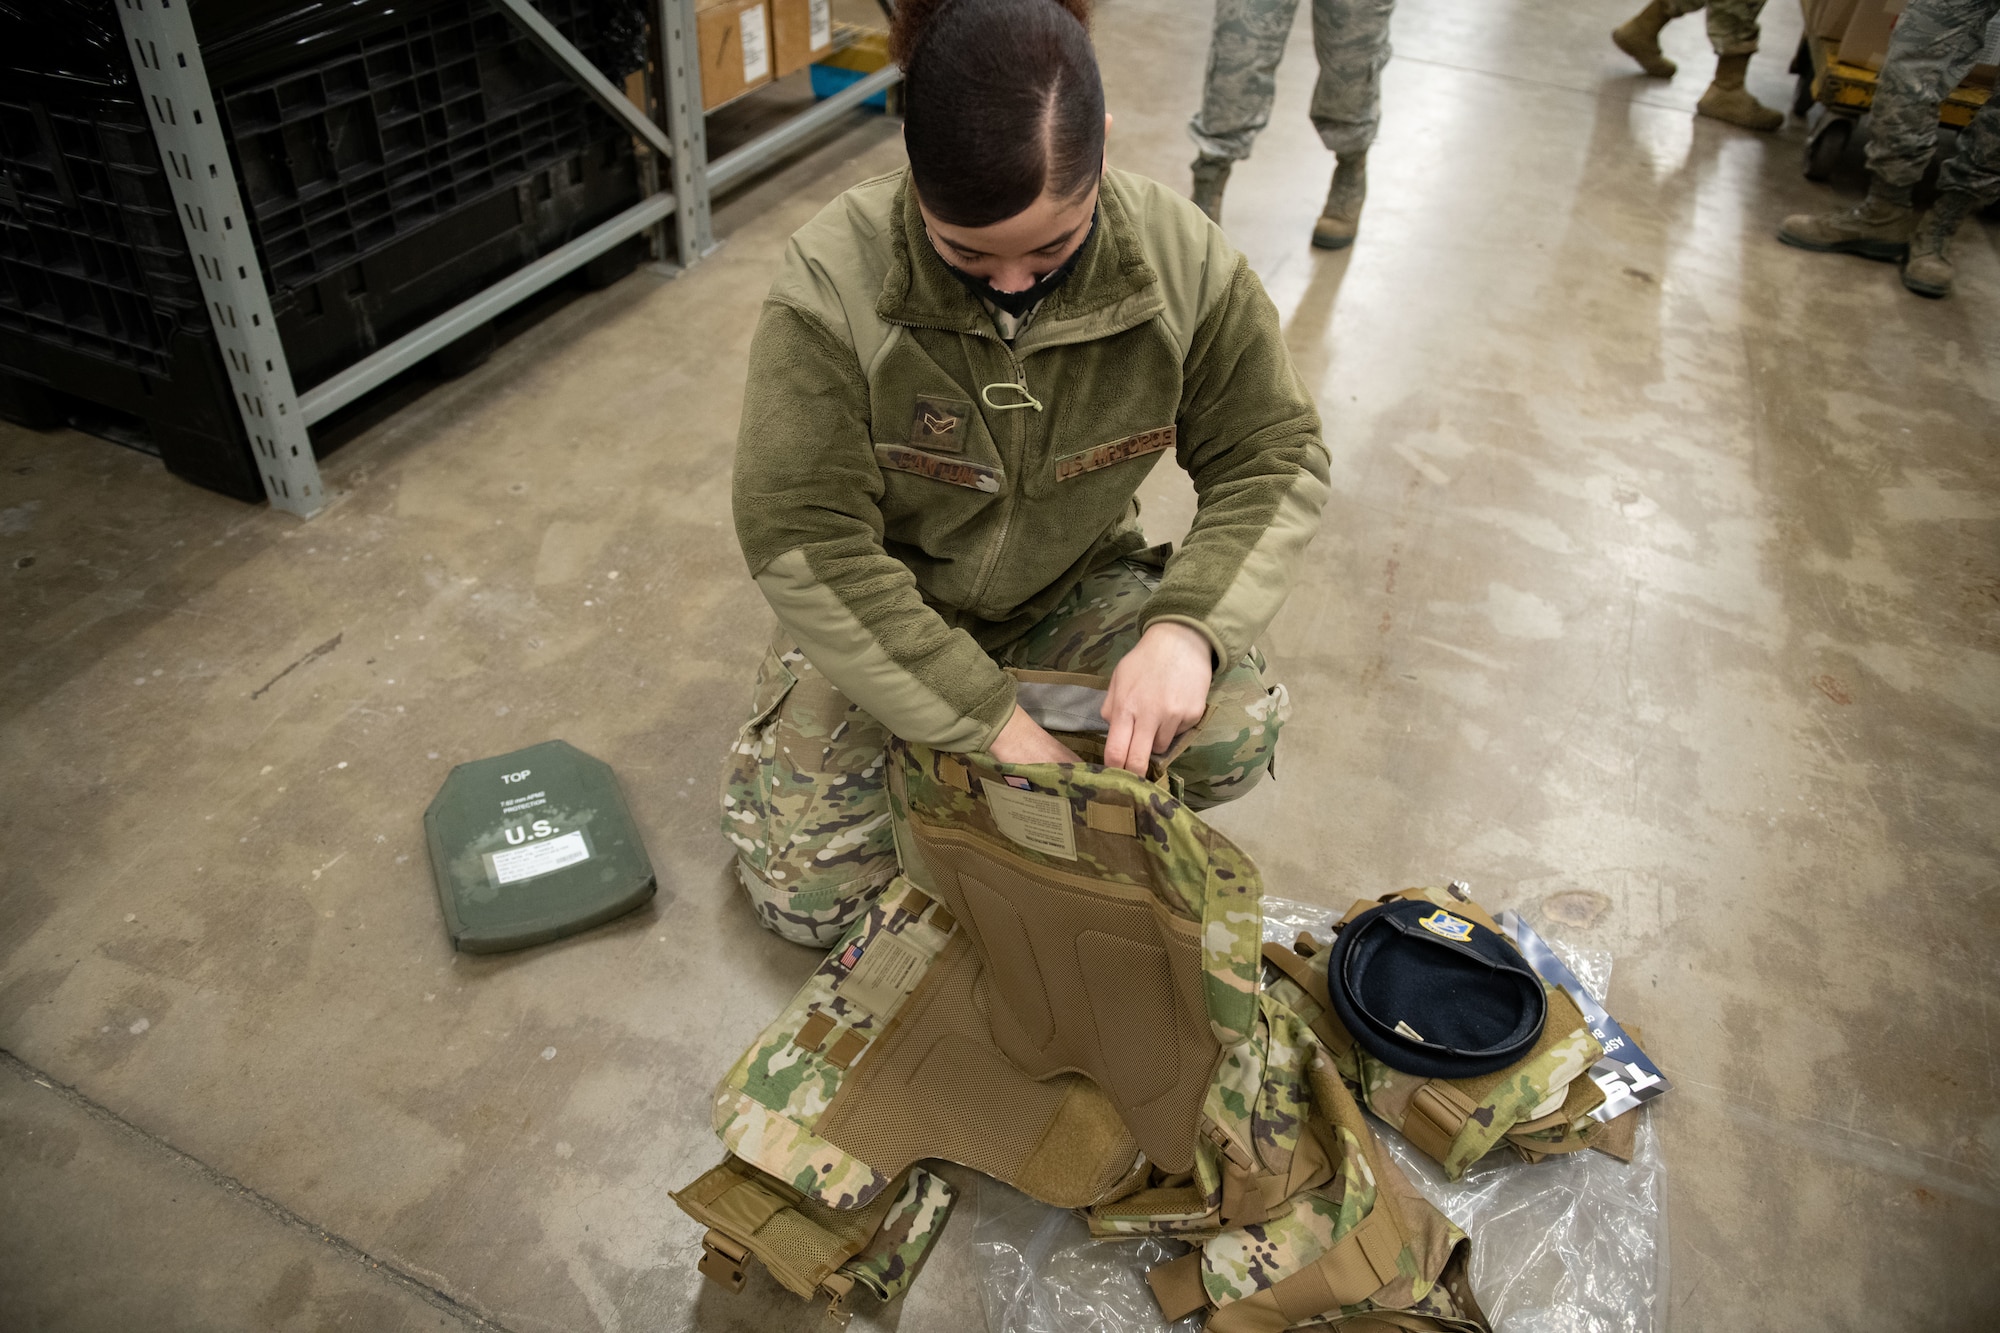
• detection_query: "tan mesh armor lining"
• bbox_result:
[816,931,1141,1208]
[811,778,1223,1203]
[912,821,1219,1172]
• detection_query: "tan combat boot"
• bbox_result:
[1698,53,1784,131]
[1191,156,1231,225]
[1613,0,1678,78]
[1902,191,1973,298]
[1777,186,1915,261]
[1311,153,1366,250]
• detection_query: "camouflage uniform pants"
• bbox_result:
[1188,0,1396,161]
[1657,0,1768,58]
[1865,0,2000,201]
[719,558,1292,945]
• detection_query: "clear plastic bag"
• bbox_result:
[971,1182,1201,1333]
[970,896,1666,1333]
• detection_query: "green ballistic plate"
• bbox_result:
[423,740,655,953]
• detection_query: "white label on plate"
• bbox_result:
[740,5,770,83]
[810,0,831,51]
[487,830,590,885]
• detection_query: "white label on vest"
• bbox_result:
[740,5,770,83]
[809,0,831,51]
[837,931,926,1015]
[980,779,1078,860]
[485,830,589,885]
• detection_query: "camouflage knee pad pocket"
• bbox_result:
[720,644,900,946]
[730,861,898,948]
[1174,675,1291,809]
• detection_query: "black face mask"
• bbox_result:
[941,210,1099,318]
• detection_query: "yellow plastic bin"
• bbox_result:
[809,28,897,111]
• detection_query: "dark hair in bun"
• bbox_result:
[891,0,1105,228]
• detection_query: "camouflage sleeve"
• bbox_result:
[734,300,1017,750]
[1146,255,1330,665]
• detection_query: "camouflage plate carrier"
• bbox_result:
[1263,887,1627,1180]
[675,678,1492,1328]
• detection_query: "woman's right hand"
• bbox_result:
[987,705,1083,766]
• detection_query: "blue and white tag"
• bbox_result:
[1416,909,1476,943]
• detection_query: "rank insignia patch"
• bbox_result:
[909,395,971,452]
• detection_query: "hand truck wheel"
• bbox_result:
[1805,114,1853,181]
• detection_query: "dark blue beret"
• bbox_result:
[1326,899,1548,1079]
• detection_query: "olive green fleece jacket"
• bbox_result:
[732,167,1329,752]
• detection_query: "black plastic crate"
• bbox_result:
[0,15,209,377]
[0,324,259,498]
[0,1,256,494]
[274,132,640,389]
[0,0,647,502]
[209,0,645,299]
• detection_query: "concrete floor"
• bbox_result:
[3,0,1996,1328]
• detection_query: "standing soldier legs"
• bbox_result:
[1905,94,2000,295]
[1189,0,1306,221]
[1613,0,1680,78]
[1187,0,1394,244]
[1779,0,2000,296]
[1694,0,1783,130]
[1306,0,1395,249]
[1876,0,2000,295]
[1612,0,1785,130]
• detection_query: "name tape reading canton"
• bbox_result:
[876,445,1002,493]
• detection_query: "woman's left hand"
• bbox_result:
[1101,622,1214,775]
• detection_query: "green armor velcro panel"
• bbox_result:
[423,740,654,953]
[672,1157,955,1303]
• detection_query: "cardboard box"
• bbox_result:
[1806,0,1861,42]
[771,0,835,81]
[1836,0,1907,71]
[697,0,772,110]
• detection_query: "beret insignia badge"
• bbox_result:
[1417,909,1476,943]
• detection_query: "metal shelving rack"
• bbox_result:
[112,0,900,517]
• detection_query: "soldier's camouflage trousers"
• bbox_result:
[1658,0,1768,58]
[1866,0,2000,201]
[1188,0,1396,162]
[719,558,1292,945]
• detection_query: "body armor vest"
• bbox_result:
[676,711,1496,1329]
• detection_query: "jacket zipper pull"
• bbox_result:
[981,381,1043,412]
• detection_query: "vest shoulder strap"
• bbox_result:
[1260,941,1352,1056]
